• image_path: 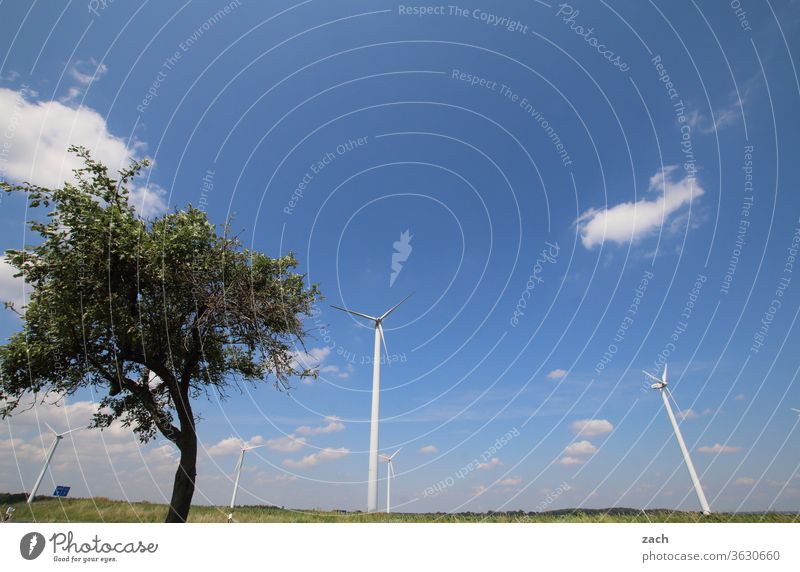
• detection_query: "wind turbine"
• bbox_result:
[644,365,711,515]
[227,442,268,523]
[380,448,401,514]
[331,293,411,512]
[28,422,84,504]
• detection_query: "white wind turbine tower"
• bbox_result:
[332,293,411,513]
[28,422,84,503]
[380,448,401,514]
[644,365,711,515]
[227,442,268,523]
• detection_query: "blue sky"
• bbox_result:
[1,0,800,514]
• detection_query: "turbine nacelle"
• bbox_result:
[44,421,85,439]
[331,293,413,367]
[643,365,668,391]
[379,447,402,463]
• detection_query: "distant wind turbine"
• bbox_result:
[380,448,401,514]
[644,365,711,515]
[28,422,84,504]
[332,293,412,512]
[227,442,268,523]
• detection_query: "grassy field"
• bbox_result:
[2,495,797,523]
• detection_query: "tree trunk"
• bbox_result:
[165,429,197,522]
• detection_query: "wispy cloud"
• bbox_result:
[477,457,502,470]
[687,87,749,135]
[60,58,109,104]
[547,369,567,380]
[419,445,438,454]
[295,416,344,436]
[282,447,349,469]
[557,456,585,466]
[69,58,108,86]
[265,435,307,453]
[697,443,742,454]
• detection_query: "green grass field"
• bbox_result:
[2,495,797,523]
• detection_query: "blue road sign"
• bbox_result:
[53,486,70,497]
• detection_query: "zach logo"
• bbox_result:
[20,532,46,560]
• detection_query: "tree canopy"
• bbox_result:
[0,147,321,521]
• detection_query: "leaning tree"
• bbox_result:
[0,147,320,522]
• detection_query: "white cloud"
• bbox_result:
[0,396,313,505]
[0,397,181,498]
[294,416,344,436]
[291,347,330,369]
[129,183,168,219]
[564,440,597,456]
[547,369,567,380]
[292,347,354,381]
[319,363,354,379]
[206,435,265,457]
[557,456,584,466]
[282,447,349,469]
[0,87,165,218]
[0,255,26,309]
[265,434,307,453]
[576,166,704,249]
[419,445,438,454]
[697,443,742,454]
[499,476,522,486]
[734,394,746,401]
[570,419,613,437]
[477,457,502,470]
[735,477,756,486]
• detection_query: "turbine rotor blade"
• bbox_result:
[60,426,84,437]
[379,292,414,321]
[642,370,662,384]
[378,323,391,366]
[244,443,269,451]
[43,422,56,435]
[389,447,402,460]
[662,364,668,385]
[330,305,377,322]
